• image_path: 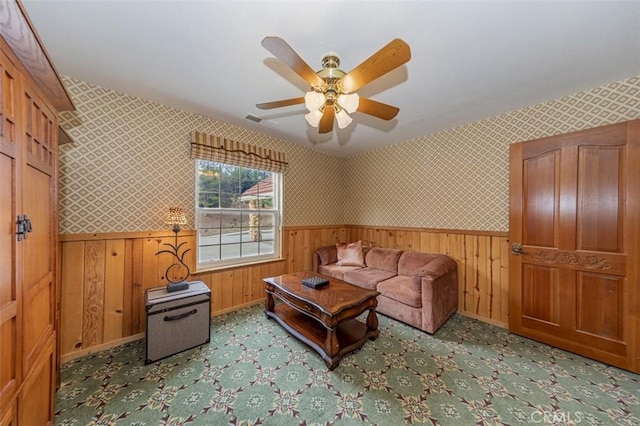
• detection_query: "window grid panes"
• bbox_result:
[196,160,281,270]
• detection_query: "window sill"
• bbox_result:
[193,257,286,274]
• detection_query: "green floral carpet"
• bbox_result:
[55,306,639,425]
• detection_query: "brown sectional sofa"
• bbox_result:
[313,244,458,334]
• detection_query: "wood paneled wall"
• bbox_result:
[58,225,507,360]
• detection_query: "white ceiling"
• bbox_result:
[22,0,640,157]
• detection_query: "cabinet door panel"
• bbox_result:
[18,336,55,426]
[0,49,21,415]
[20,84,57,380]
[0,401,16,426]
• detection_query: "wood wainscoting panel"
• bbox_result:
[82,240,105,348]
[59,241,84,355]
[104,239,125,343]
[58,225,509,359]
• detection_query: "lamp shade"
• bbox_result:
[335,109,353,129]
[164,207,187,226]
[305,109,323,127]
[337,93,359,114]
[304,91,326,112]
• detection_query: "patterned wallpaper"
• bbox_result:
[343,76,640,231]
[58,77,346,234]
[59,75,640,234]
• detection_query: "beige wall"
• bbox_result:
[343,76,640,231]
[59,75,640,235]
[58,77,346,233]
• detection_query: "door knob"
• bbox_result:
[511,243,527,255]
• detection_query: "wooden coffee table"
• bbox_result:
[263,271,379,370]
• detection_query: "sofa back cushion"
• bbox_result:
[397,251,439,276]
[336,240,366,267]
[316,245,338,265]
[365,247,403,273]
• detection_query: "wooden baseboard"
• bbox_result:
[60,333,145,363]
[212,299,265,317]
[457,311,508,329]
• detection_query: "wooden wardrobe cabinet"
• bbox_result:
[1,1,74,424]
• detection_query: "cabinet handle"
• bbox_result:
[164,309,197,322]
[16,215,33,241]
[16,215,26,241]
[24,215,32,233]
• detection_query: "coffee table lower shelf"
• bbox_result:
[266,304,376,369]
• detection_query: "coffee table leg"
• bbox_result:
[324,327,339,370]
[366,308,379,340]
[264,286,275,318]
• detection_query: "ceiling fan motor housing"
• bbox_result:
[318,52,346,83]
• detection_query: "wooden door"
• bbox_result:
[509,120,640,372]
[0,49,21,417]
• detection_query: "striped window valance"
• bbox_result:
[190,131,288,173]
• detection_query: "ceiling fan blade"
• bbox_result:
[357,97,400,120]
[261,36,325,87]
[318,106,335,134]
[340,38,411,93]
[256,97,305,110]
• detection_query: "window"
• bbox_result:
[195,160,282,271]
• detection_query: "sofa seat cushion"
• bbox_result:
[377,275,422,308]
[343,268,396,290]
[318,264,363,280]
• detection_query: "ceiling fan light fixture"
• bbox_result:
[335,109,353,129]
[305,109,323,127]
[337,93,359,114]
[258,37,411,134]
[304,91,325,112]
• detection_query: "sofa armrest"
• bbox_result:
[419,267,458,333]
[313,245,338,272]
[412,255,457,279]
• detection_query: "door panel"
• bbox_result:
[576,272,623,341]
[521,265,559,325]
[576,146,623,252]
[510,120,639,372]
[523,151,559,247]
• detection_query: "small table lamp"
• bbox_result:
[157,207,191,292]
[165,207,188,233]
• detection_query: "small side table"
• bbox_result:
[144,281,211,364]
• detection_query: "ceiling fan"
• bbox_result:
[256,37,411,134]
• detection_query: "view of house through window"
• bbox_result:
[196,160,281,270]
